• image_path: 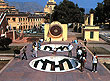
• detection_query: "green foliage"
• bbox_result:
[94,0,110,25]
[51,0,85,24]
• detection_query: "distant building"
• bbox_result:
[6,13,45,30]
[34,11,46,16]
[0,0,18,14]
[0,0,57,31]
[44,0,56,14]
[83,13,99,41]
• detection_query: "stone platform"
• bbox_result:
[0,42,110,81]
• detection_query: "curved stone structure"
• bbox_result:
[40,44,71,52]
[29,56,80,72]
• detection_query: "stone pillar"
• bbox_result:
[77,23,79,32]
[84,15,89,26]
[90,13,94,26]
[13,30,15,40]
[73,23,75,32]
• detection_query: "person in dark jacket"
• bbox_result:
[22,46,28,60]
[84,39,87,46]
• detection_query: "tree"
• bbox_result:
[51,0,85,24]
[95,3,105,24]
[94,0,110,26]
[103,0,110,25]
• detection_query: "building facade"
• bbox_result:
[6,13,45,30]
[0,0,57,31]
[0,0,18,14]
[44,0,56,14]
[83,13,99,41]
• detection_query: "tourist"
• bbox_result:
[22,46,28,60]
[72,40,78,44]
[68,43,73,57]
[77,47,82,60]
[82,47,87,59]
[84,39,87,46]
[38,40,41,50]
[76,46,80,55]
[52,47,57,55]
[92,52,98,73]
[49,37,51,44]
[32,47,37,58]
[40,38,44,43]
[35,46,38,57]
[80,50,86,72]
[33,41,36,47]
[35,41,37,47]
[31,49,36,58]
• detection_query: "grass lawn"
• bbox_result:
[103,63,110,70]
[88,47,110,55]
[0,46,23,54]
[0,60,9,70]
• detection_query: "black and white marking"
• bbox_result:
[29,56,80,72]
[40,44,72,52]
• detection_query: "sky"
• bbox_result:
[7,0,104,11]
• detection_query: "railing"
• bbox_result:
[0,13,6,25]
[0,12,3,19]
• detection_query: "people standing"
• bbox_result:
[77,47,82,60]
[76,46,80,56]
[52,47,57,55]
[80,53,85,72]
[22,46,28,60]
[68,43,73,57]
[38,40,41,50]
[49,37,51,44]
[82,47,87,59]
[84,39,87,46]
[92,52,98,73]
[34,46,38,57]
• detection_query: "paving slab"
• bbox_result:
[0,42,110,81]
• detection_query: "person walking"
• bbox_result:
[38,40,41,50]
[80,51,86,72]
[68,43,73,57]
[92,52,98,73]
[82,47,87,59]
[22,46,28,60]
[49,37,51,44]
[84,39,87,46]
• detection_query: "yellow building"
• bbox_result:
[34,11,46,16]
[83,13,99,41]
[44,0,56,14]
[44,21,67,41]
[6,13,45,30]
[83,26,99,41]
[0,0,57,31]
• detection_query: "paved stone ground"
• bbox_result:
[0,41,110,81]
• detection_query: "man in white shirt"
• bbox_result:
[77,48,82,60]
[92,52,98,73]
